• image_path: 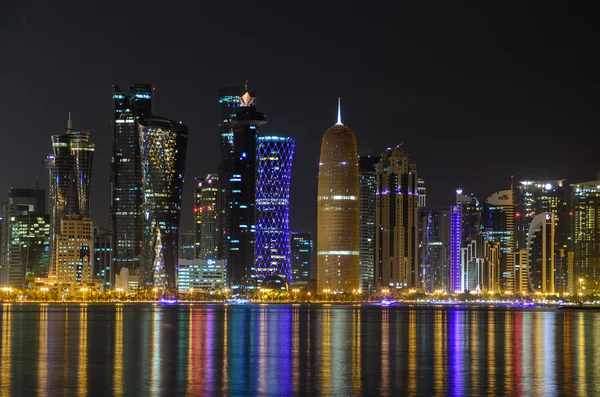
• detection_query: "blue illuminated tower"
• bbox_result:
[255,136,295,284]
[449,204,462,292]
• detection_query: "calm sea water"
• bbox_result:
[0,303,599,396]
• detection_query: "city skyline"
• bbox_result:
[2,2,597,245]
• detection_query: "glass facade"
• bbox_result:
[359,155,380,293]
[255,136,295,284]
[291,232,312,285]
[110,84,152,286]
[571,180,600,291]
[225,89,266,289]
[139,117,188,290]
[93,226,113,289]
[195,174,220,260]
[317,109,360,293]
[218,87,240,264]
[50,116,94,277]
[0,189,51,287]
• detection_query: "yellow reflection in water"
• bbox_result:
[487,310,495,392]
[352,308,361,393]
[322,308,331,394]
[113,306,123,397]
[504,311,514,394]
[63,308,69,389]
[533,313,543,392]
[433,310,445,397]
[380,309,389,394]
[408,310,416,395]
[38,307,48,397]
[562,313,573,396]
[149,306,161,394]
[78,306,88,397]
[1,305,11,397]
[577,314,587,397]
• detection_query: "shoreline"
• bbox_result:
[2,300,599,310]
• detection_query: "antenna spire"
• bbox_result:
[67,112,73,131]
[245,80,249,92]
[336,97,343,125]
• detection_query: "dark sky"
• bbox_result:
[1,1,598,237]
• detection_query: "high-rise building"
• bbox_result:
[417,178,426,208]
[449,204,462,293]
[515,180,568,251]
[195,174,220,260]
[224,85,266,289]
[571,178,600,291]
[482,190,515,292]
[218,87,241,263]
[179,231,195,260]
[0,188,51,287]
[93,226,113,289]
[375,146,419,289]
[525,213,555,294]
[43,155,56,274]
[291,232,312,286]
[139,117,188,290]
[56,215,93,285]
[177,259,226,291]
[359,155,380,293]
[50,114,94,277]
[419,208,450,292]
[317,99,360,293]
[110,84,152,286]
[255,136,295,284]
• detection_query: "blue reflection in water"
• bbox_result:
[448,309,464,397]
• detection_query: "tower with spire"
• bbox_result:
[316,98,361,293]
[223,81,267,289]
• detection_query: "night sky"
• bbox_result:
[1,1,598,238]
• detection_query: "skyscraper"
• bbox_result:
[291,232,312,286]
[359,155,380,293]
[375,146,419,289]
[255,136,295,284]
[218,87,241,263]
[571,178,600,291]
[225,85,266,289]
[195,174,220,260]
[50,114,94,277]
[139,117,188,290]
[419,208,450,292]
[317,99,360,293]
[110,84,152,286]
[449,204,462,293]
[482,190,515,292]
[526,213,555,294]
[0,188,51,287]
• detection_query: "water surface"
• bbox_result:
[0,303,599,396]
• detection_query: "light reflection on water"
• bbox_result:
[1,304,600,395]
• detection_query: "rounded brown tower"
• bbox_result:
[317,99,360,294]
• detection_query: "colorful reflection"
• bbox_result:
[1,305,600,395]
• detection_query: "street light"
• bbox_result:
[116,288,123,300]
[153,287,159,301]
[323,288,330,301]
[81,287,88,301]
[579,278,584,296]
[292,288,299,300]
